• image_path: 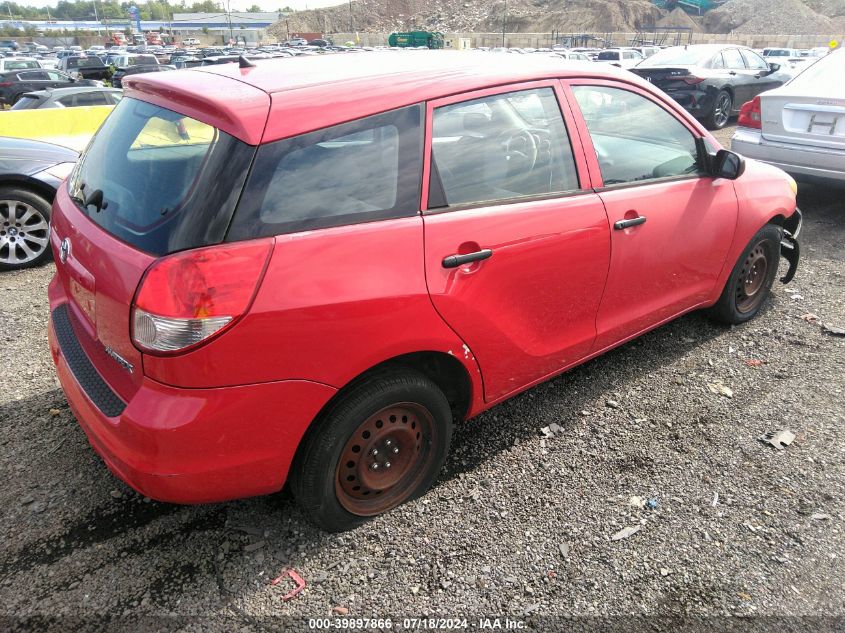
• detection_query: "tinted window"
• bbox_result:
[572,86,699,185]
[430,88,579,207]
[73,91,110,106]
[741,49,769,70]
[597,51,619,60]
[68,97,255,255]
[17,70,49,81]
[229,105,423,240]
[722,49,746,69]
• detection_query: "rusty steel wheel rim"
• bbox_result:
[335,403,435,516]
[736,243,769,314]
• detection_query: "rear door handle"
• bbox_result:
[614,216,647,230]
[442,249,493,268]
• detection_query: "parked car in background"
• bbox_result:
[182,38,200,46]
[0,136,78,270]
[111,63,173,88]
[594,48,644,68]
[10,86,122,110]
[550,50,592,61]
[109,53,158,69]
[58,56,109,81]
[762,47,802,59]
[0,69,98,106]
[630,44,787,129]
[732,49,844,186]
[47,53,800,531]
[0,57,42,72]
[0,40,19,52]
[36,56,60,70]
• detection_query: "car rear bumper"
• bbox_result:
[659,86,717,118]
[48,285,337,504]
[732,127,845,185]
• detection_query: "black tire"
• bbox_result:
[707,224,782,325]
[0,186,53,271]
[704,89,733,130]
[290,368,453,532]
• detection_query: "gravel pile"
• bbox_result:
[703,0,835,34]
[0,131,843,628]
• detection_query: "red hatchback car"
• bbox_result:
[48,53,801,531]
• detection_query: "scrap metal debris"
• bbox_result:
[271,569,306,601]
[759,429,796,450]
[821,323,845,336]
[611,525,641,541]
[800,313,819,323]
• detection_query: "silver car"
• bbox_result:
[732,49,844,186]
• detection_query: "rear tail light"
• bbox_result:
[132,239,273,354]
[738,96,762,129]
[0,82,12,87]
[682,76,705,85]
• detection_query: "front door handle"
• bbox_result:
[442,249,493,268]
[614,216,647,230]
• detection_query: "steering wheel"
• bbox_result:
[497,129,539,173]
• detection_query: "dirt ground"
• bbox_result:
[0,124,843,631]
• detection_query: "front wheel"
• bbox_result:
[704,90,733,130]
[707,224,782,324]
[290,368,453,532]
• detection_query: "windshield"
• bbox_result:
[5,60,40,70]
[763,49,790,56]
[788,50,844,87]
[637,47,714,67]
[68,97,256,255]
[597,51,619,60]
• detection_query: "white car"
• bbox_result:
[732,49,844,186]
[549,50,591,62]
[0,57,42,72]
[593,48,644,69]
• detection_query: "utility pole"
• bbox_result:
[348,0,352,33]
[93,0,101,35]
[502,0,507,47]
[225,0,233,43]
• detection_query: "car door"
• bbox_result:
[565,80,738,352]
[721,48,754,107]
[422,82,612,402]
[740,48,782,97]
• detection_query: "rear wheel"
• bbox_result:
[290,368,453,532]
[707,224,782,324]
[704,90,732,130]
[0,187,53,271]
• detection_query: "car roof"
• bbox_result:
[125,51,633,144]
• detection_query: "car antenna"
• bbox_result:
[238,55,255,69]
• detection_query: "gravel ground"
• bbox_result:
[1,124,843,630]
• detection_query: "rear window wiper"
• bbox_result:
[82,188,108,214]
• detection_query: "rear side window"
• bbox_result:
[429,88,579,207]
[572,86,699,185]
[228,104,423,240]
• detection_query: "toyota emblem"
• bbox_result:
[59,238,70,264]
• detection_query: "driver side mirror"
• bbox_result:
[711,149,746,180]
[767,62,780,73]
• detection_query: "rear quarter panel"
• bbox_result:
[142,217,484,407]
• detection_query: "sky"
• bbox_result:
[13,0,343,11]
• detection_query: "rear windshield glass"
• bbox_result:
[10,96,41,110]
[788,50,844,87]
[637,47,713,67]
[5,60,40,70]
[228,104,422,240]
[597,51,619,60]
[68,97,255,255]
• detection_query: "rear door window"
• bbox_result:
[429,87,579,207]
[228,104,423,240]
[571,85,700,185]
[722,49,746,69]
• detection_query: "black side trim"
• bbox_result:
[52,304,127,417]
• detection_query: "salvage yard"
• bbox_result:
[0,123,843,628]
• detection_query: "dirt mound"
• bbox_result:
[702,0,834,34]
[656,7,703,32]
[269,0,664,36]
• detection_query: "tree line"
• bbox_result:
[3,1,295,21]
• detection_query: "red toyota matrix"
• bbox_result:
[48,52,801,531]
